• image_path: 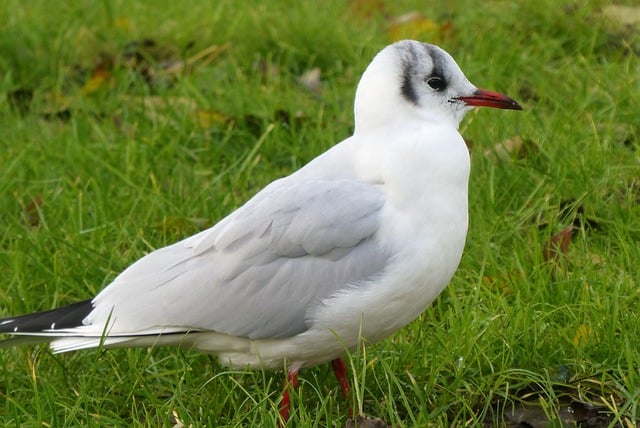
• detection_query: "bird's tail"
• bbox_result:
[0,300,194,353]
[0,299,94,345]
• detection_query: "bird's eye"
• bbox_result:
[426,76,446,91]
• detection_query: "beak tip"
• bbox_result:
[456,89,523,111]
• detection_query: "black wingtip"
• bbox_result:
[0,299,94,334]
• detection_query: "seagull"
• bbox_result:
[0,40,521,423]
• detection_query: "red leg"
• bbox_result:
[331,358,350,398]
[279,368,299,426]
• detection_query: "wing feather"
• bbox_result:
[86,178,390,340]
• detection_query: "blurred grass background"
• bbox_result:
[0,0,639,426]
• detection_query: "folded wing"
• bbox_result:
[79,177,390,340]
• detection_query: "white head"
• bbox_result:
[354,40,521,134]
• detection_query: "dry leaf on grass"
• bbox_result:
[484,136,537,162]
[601,5,640,27]
[387,12,453,42]
[542,224,574,263]
[80,68,112,95]
[170,409,192,428]
[298,67,322,93]
[20,195,45,227]
[572,324,595,347]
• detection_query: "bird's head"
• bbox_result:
[354,40,522,134]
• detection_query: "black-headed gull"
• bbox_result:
[0,40,521,423]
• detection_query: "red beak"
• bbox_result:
[455,89,522,110]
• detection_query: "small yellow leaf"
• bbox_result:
[572,324,591,347]
[196,110,230,128]
[388,12,438,42]
[114,17,132,31]
[80,69,112,95]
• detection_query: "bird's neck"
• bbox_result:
[355,121,470,249]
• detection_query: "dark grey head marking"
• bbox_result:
[398,43,423,105]
[423,45,447,84]
[398,42,448,106]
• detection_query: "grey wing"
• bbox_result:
[87,178,390,339]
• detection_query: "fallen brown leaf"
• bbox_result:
[543,224,574,262]
[80,68,112,95]
[21,195,45,227]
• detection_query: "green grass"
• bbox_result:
[1,0,639,426]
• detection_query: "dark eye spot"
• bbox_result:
[426,76,446,91]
